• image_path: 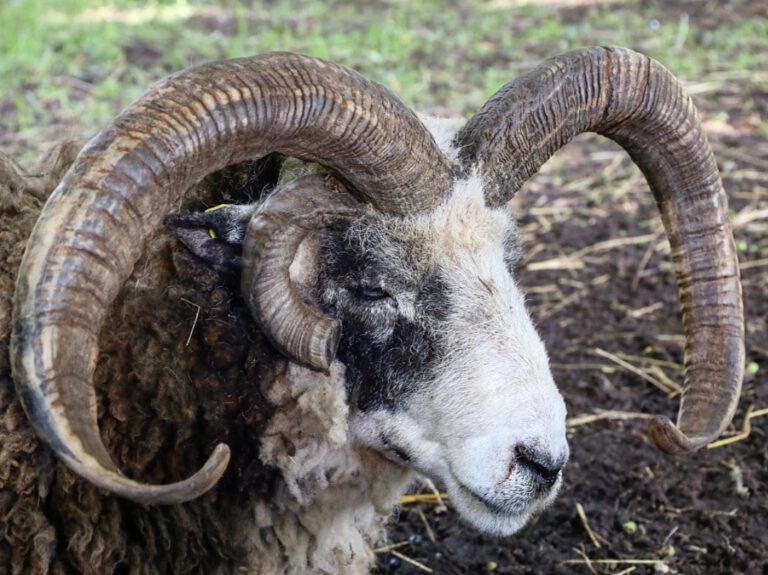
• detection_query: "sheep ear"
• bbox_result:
[164,205,256,269]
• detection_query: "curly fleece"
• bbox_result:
[0,147,410,575]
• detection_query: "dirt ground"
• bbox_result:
[376,13,768,575]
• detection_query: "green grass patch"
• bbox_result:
[2,0,766,159]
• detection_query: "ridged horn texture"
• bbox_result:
[242,174,364,372]
[11,52,453,505]
[455,46,744,454]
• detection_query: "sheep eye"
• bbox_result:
[356,285,394,305]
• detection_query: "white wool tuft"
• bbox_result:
[418,115,466,162]
[236,360,412,574]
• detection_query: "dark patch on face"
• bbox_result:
[416,273,452,322]
[503,216,523,276]
[319,229,453,413]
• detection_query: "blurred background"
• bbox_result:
[2,0,766,160]
[1,1,766,573]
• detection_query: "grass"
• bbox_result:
[2,0,767,162]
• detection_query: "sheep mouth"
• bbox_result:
[455,482,527,517]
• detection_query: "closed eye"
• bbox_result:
[357,285,391,301]
[354,284,397,309]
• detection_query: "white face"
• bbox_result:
[337,178,569,535]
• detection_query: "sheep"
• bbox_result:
[0,47,744,574]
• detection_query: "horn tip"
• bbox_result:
[649,416,710,456]
[206,443,232,475]
[133,442,231,506]
[305,319,341,373]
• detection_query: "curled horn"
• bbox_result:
[11,52,453,504]
[455,46,744,454]
[241,174,365,372]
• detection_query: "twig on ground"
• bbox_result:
[399,493,449,505]
[707,405,768,449]
[373,541,409,553]
[576,503,607,549]
[740,257,768,271]
[646,366,681,399]
[527,257,585,271]
[613,353,682,370]
[567,410,655,429]
[552,362,618,372]
[631,232,663,291]
[719,147,768,171]
[569,233,659,260]
[389,550,433,573]
[416,507,437,543]
[526,232,660,274]
[538,288,588,320]
[684,79,726,94]
[626,301,664,319]
[593,348,681,396]
[723,459,750,497]
[562,558,667,566]
[572,547,598,575]
[591,274,611,286]
[661,526,679,549]
[421,477,449,513]
[732,207,768,230]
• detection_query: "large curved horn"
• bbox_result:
[455,46,744,454]
[11,52,453,504]
[241,174,365,372]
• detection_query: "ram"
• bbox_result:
[0,47,743,574]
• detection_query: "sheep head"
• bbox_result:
[321,179,570,535]
[11,48,743,536]
[170,168,568,534]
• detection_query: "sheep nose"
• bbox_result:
[514,444,566,488]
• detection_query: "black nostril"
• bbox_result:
[515,445,563,487]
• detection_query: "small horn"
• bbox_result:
[241,175,364,371]
[456,46,744,453]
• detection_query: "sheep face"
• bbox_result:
[319,176,569,536]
